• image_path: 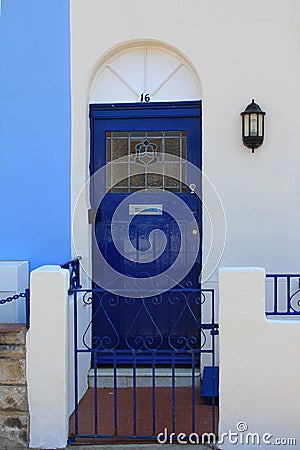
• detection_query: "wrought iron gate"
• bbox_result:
[67,260,219,444]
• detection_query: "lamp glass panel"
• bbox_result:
[243,115,249,137]
[250,114,258,136]
[258,115,263,137]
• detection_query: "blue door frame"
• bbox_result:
[90,101,202,364]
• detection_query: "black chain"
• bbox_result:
[0,292,26,305]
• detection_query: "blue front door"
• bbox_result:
[90,102,202,364]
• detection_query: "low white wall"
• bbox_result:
[219,267,300,449]
[27,266,69,449]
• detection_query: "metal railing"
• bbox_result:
[60,256,82,291]
[266,274,300,316]
[0,289,30,326]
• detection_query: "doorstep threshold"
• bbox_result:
[89,367,200,376]
[88,367,200,388]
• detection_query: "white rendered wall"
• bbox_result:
[219,267,300,449]
[27,266,69,449]
[71,0,300,281]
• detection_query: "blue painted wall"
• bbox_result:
[0,0,71,270]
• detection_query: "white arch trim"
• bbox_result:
[89,44,202,103]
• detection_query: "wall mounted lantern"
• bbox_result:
[241,99,266,153]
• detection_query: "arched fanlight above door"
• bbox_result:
[90,46,202,103]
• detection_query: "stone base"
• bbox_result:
[0,325,28,449]
[0,435,28,450]
[0,414,28,449]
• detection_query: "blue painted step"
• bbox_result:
[201,366,219,405]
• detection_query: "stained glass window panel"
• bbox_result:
[106,131,187,193]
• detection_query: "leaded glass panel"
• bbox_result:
[106,131,187,193]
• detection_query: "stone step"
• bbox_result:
[0,325,27,345]
[66,445,211,450]
[0,343,25,359]
[88,367,200,388]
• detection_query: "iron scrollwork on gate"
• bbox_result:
[75,286,218,354]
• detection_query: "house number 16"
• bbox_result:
[140,93,151,102]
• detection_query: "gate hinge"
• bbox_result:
[88,209,96,224]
